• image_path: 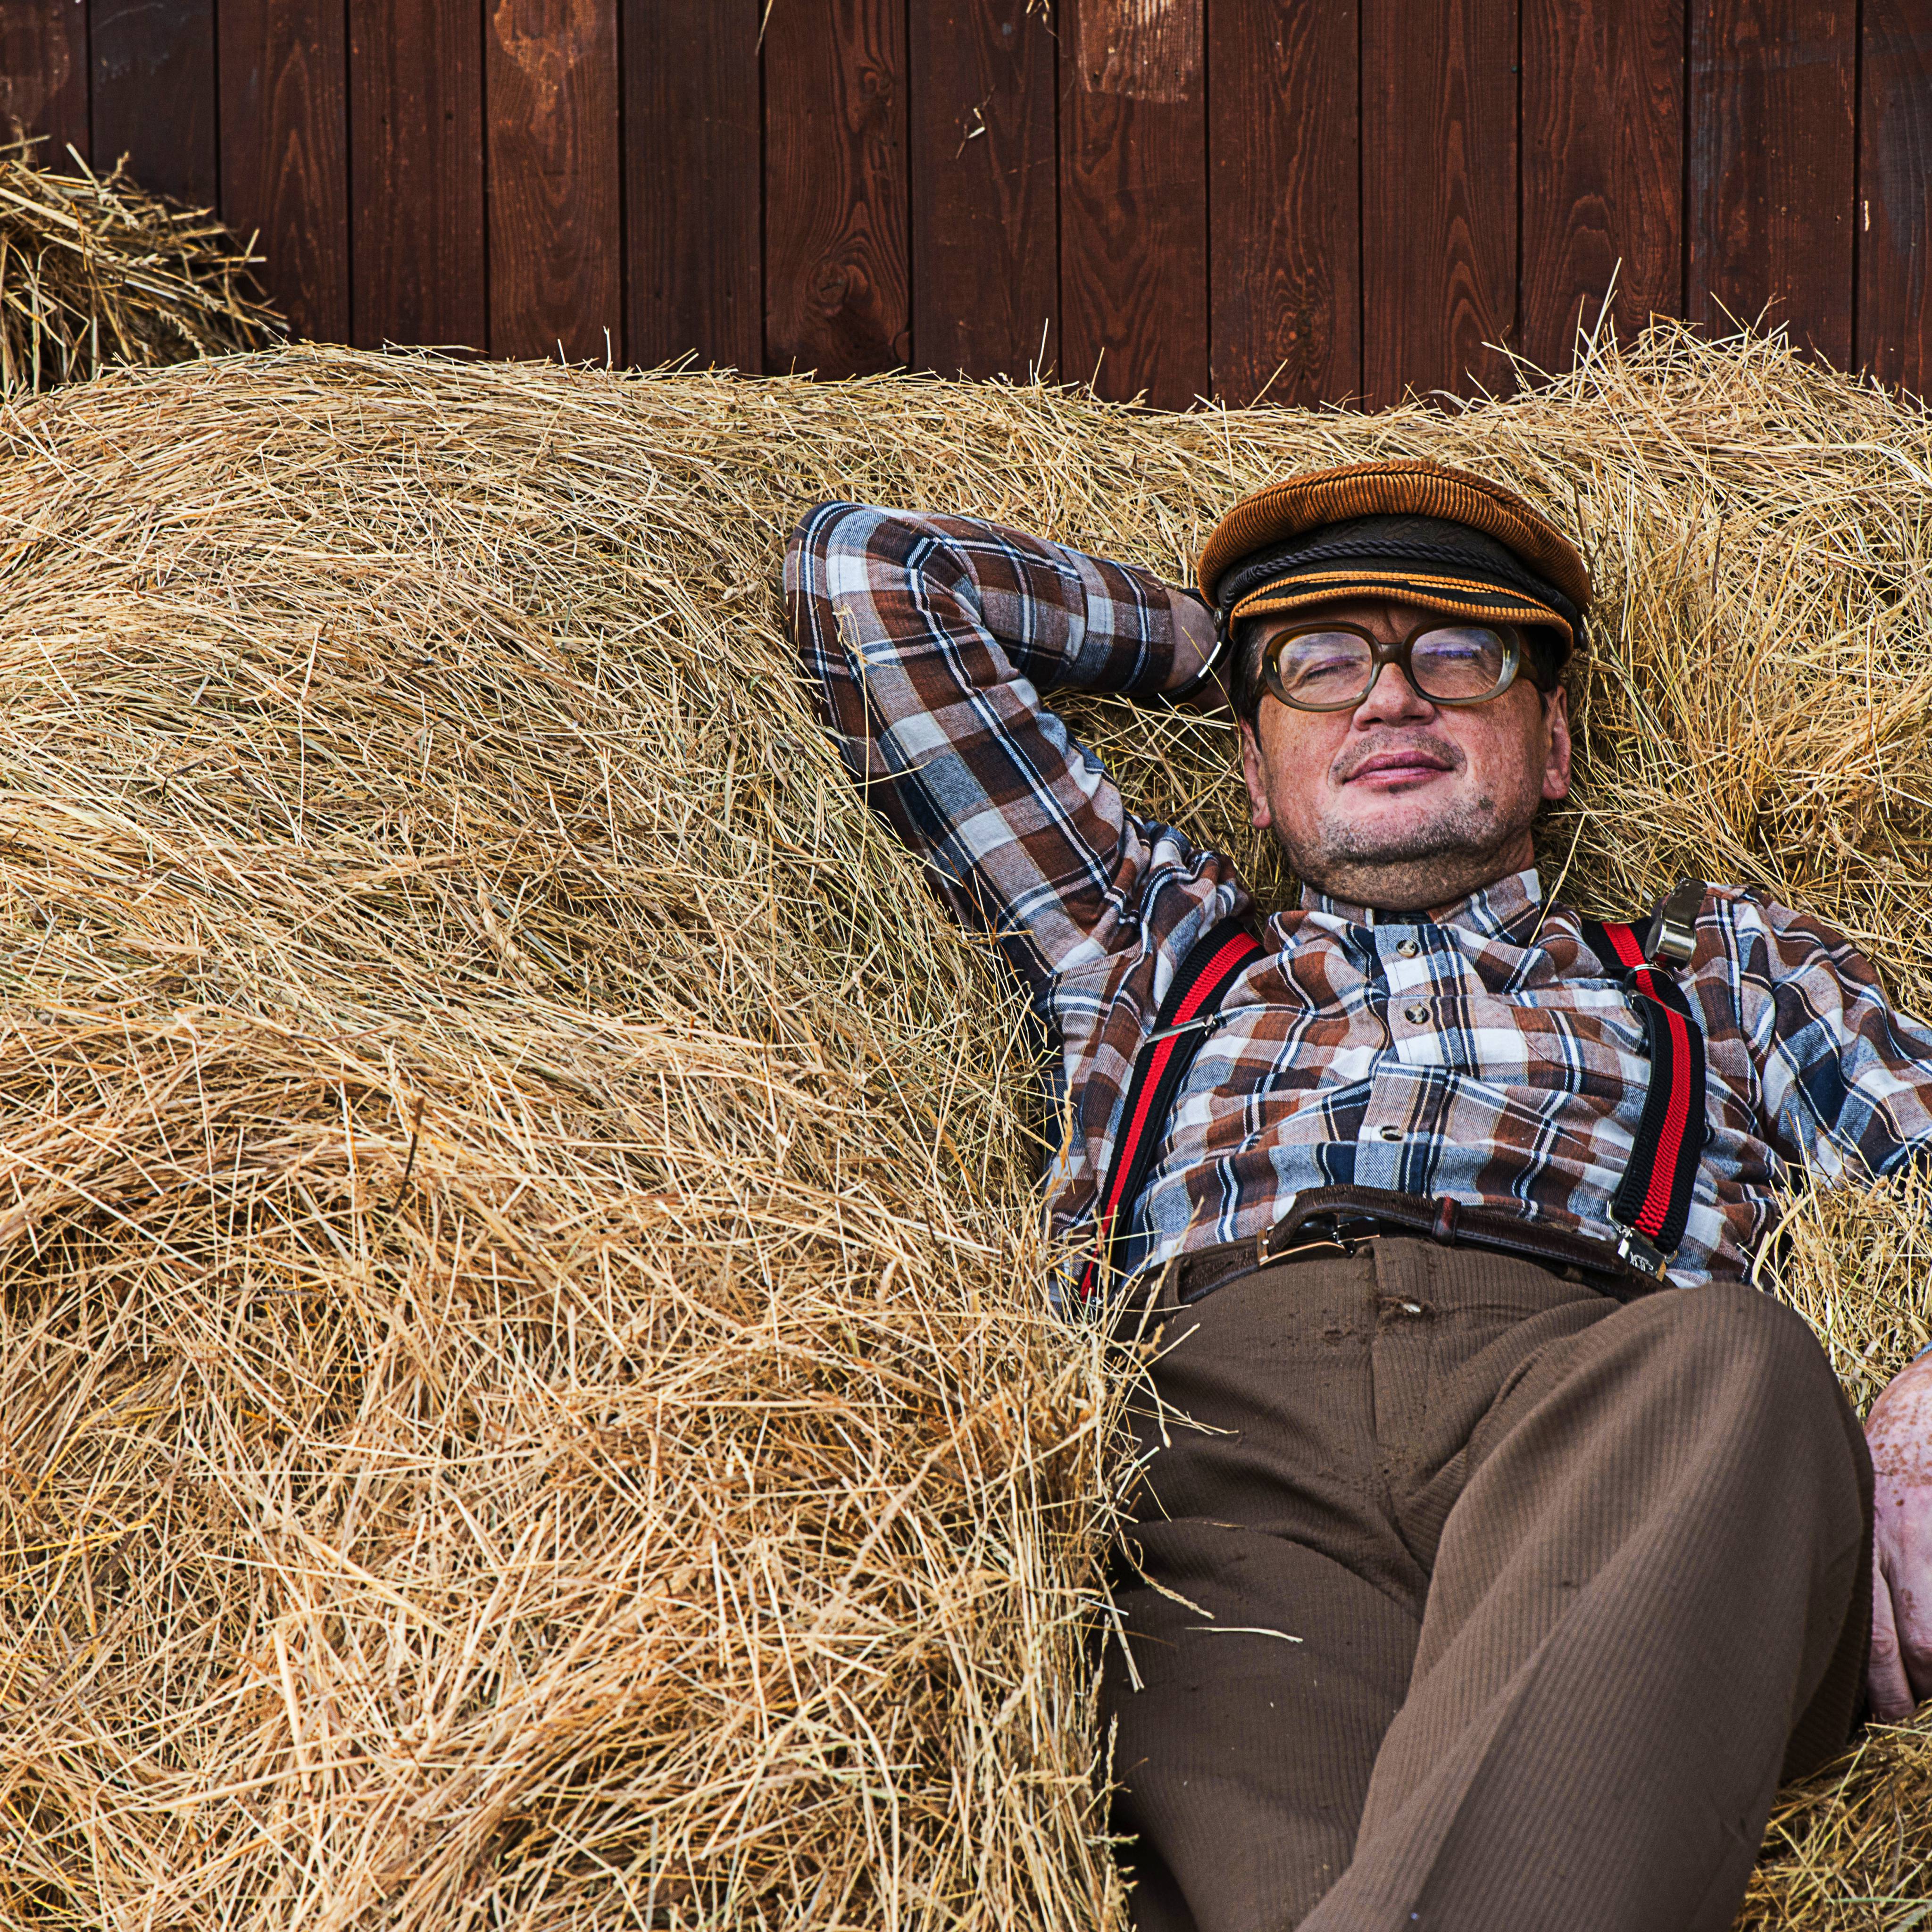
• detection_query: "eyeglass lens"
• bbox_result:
[1272,626,1512,707]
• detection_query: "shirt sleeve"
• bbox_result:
[784,500,1211,1000]
[1729,893,1932,1181]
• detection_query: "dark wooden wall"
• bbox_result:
[1,0,1927,407]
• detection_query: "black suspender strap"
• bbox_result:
[1577,880,1709,1277]
[1077,915,1264,1304]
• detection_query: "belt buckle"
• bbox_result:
[1321,1211,1386,1254]
[1258,1211,1370,1268]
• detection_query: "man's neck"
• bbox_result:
[1302,866,1542,935]
[1296,839,1538,918]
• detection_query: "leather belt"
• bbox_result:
[1155,1185,1667,1312]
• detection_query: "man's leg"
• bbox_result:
[1302,1251,1873,1932]
[1099,1250,1427,1932]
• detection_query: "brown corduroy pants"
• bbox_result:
[1099,1237,1873,1932]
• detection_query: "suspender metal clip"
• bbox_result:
[1646,879,1705,967]
[1145,1010,1229,1048]
[1609,1218,1672,1279]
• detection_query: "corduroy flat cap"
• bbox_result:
[1197,458,1591,662]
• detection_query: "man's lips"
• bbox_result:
[1339,749,1457,787]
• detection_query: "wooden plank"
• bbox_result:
[1857,0,1932,397]
[1057,0,1208,410]
[624,0,760,373]
[1208,0,1358,407]
[485,0,622,362]
[764,0,911,378]
[1521,0,1684,373]
[909,0,1057,382]
[1688,0,1856,366]
[1362,0,1518,408]
[0,0,90,164]
[92,0,217,205]
[348,0,486,352]
[219,0,349,342]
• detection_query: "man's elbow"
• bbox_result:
[783,500,869,591]
[783,500,873,654]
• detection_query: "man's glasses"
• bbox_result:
[1259,619,1534,713]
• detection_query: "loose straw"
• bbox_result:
[0,139,281,396]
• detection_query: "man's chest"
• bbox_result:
[1177,938,1657,1106]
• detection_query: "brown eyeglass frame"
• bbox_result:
[1259,616,1547,713]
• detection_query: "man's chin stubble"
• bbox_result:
[1280,794,1526,902]
[1323,797,1503,865]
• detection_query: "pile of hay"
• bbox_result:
[0,143,281,395]
[0,327,1926,1929]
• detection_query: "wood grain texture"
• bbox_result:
[1208,0,1358,406]
[350,0,486,352]
[910,0,1057,382]
[1058,0,1208,409]
[765,0,911,377]
[92,0,217,204]
[1689,0,1856,364]
[219,0,349,341]
[1362,0,1518,408]
[1857,0,1932,397]
[625,0,760,373]
[485,0,621,361]
[0,0,89,161]
[1521,0,1683,371]
[58,1,1894,409]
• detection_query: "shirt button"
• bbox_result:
[1378,1124,1403,1141]
[1396,939,1420,959]
[1403,1002,1429,1024]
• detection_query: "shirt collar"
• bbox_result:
[1299,866,1544,940]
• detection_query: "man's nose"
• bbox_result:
[1351,652,1437,725]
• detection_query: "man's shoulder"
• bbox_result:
[1694,883,1851,942]
[1590,880,1838,939]
[1548,881,1865,979]
[1666,883,1885,995]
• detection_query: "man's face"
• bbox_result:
[1238,596,1573,913]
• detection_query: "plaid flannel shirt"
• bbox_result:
[785,502,1932,1294]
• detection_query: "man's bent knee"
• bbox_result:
[1623,1280,1845,1418]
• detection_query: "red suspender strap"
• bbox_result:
[1077,916,1264,1303]
[1578,887,1708,1276]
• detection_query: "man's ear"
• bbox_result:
[1540,685,1573,804]
[1240,719,1273,830]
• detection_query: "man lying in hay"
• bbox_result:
[787,460,1932,1932]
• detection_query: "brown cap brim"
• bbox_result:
[1230,567,1574,650]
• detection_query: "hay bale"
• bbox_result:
[0,328,1925,1927]
[0,142,281,395]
